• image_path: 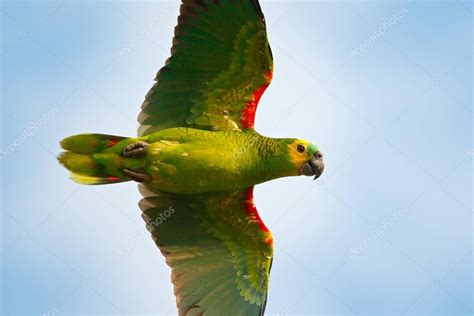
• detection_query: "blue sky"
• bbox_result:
[1,0,472,315]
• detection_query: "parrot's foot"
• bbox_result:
[122,168,151,183]
[123,141,149,158]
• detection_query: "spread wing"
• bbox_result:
[138,0,273,135]
[139,185,273,316]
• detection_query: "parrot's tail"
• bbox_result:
[57,134,130,185]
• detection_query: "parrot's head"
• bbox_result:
[287,139,324,180]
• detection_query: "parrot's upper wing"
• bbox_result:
[139,185,273,316]
[138,0,273,135]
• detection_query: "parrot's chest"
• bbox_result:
[143,135,257,194]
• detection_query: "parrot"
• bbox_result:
[58,0,324,315]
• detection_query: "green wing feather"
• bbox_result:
[138,0,273,135]
[139,185,273,316]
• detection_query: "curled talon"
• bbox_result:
[123,141,149,158]
[122,168,151,182]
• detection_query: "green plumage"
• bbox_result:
[57,1,324,315]
[138,0,272,134]
[140,188,272,315]
[58,128,316,192]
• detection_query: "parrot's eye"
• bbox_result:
[297,144,306,153]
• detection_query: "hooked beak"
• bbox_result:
[300,151,324,180]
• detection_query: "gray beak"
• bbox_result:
[300,151,324,180]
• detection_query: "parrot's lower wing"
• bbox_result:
[138,0,273,135]
[139,185,273,316]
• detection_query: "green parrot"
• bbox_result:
[58,0,324,315]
